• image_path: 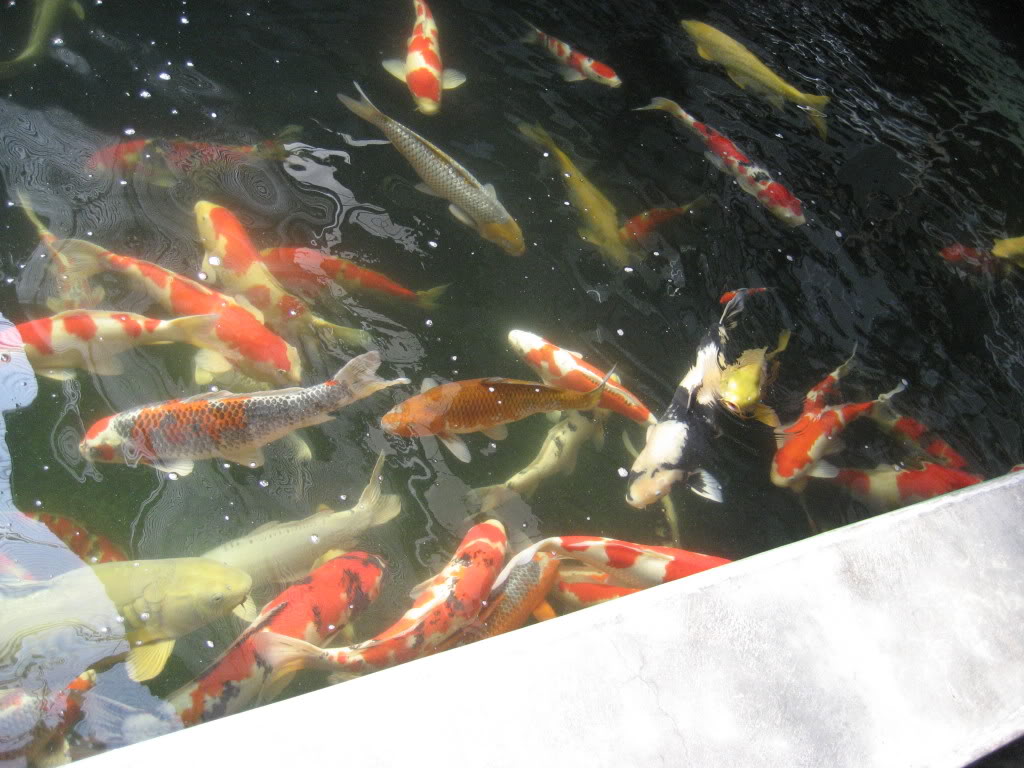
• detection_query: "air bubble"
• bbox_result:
[139,90,151,99]
[310,534,320,544]
[258,479,269,487]
[617,467,628,478]
[424,319,433,327]
[159,72,171,80]
[168,472,179,480]
[207,255,221,266]
[123,127,136,135]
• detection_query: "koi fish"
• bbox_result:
[194,202,370,349]
[168,552,385,725]
[470,408,609,507]
[618,197,708,244]
[496,536,731,591]
[256,520,507,678]
[202,452,400,619]
[626,294,750,508]
[714,329,790,427]
[830,463,983,510]
[257,247,447,309]
[507,329,654,423]
[518,122,634,267]
[636,97,805,227]
[381,0,465,115]
[938,244,1002,274]
[680,20,830,140]
[46,237,302,386]
[992,235,1024,267]
[868,405,969,470]
[719,287,769,304]
[0,672,94,767]
[23,510,128,564]
[0,0,84,78]
[439,550,559,650]
[550,569,639,611]
[771,350,905,490]
[79,351,409,476]
[18,309,220,381]
[337,84,525,256]
[521,24,621,87]
[381,371,611,463]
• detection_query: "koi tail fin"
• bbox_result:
[17,192,58,248]
[633,97,687,121]
[414,283,448,310]
[354,451,402,528]
[253,633,330,701]
[516,122,557,154]
[802,94,830,141]
[337,83,386,127]
[521,23,543,45]
[163,313,221,348]
[46,238,107,311]
[331,350,410,404]
[311,316,372,348]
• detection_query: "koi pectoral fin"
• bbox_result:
[381,58,406,81]
[687,469,722,503]
[220,447,266,469]
[559,67,587,82]
[448,203,477,229]
[481,424,508,441]
[437,433,471,463]
[441,69,466,90]
[125,639,175,682]
[151,457,195,476]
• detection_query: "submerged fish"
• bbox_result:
[46,237,302,386]
[79,351,409,476]
[0,0,84,78]
[23,511,128,564]
[337,84,525,256]
[868,405,969,470]
[194,201,370,349]
[202,452,400,617]
[550,567,639,612]
[382,0,465,115]
[258,246,447,309]
[382,372,610,463]
[636,97,805,227]
[992,235,1024,267]
[18,309,220,381]
[168,552,385,725]
[714,328,790,427]
[618,197,708,244]
[518,122,635,267]
[508,329,654,423]
[680,20,830,140]
[830,463,983,510]
[255,520,507,678]
[937,244,1003,274]
[521,24,621,87]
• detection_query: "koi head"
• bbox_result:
[761,183,805,227]
[156,560,253,636]
[718,351,767,419]
[480,218,526,257]
[79,415,123,464]
[507,329,547,364]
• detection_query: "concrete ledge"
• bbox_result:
[83,473,1024,767]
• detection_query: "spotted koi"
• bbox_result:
[194,202,370,349]
[830,463,983,510]
[23,510,127,564]
[381,0,466,115]
[507,329,655,424]
[522,24,621,87]
[255,520,507,676]
[46,237,302,386]
[168,552,385,726]
[257,247,447,309]
[79,351,409,476]
[636,97,805,227]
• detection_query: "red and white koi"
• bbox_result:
[18,309,220,381]
[79,351,408,476]
[508,329,655,424]
[522,24,621,87]
[868,406,970,470]
[168,552,385,726]
[46,237,302,386]
[256,520,507,676]
[257,247,447,309]
[636,97,805,227]
[381,0,465,115]
[771,351,905,490]
[551,569,640,611]
[830,463,983,510]
[496,535,731,591]
[194,202,370,349]
[23,510,128,564]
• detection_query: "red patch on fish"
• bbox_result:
[63,312,98,341]
[17,317,54,355]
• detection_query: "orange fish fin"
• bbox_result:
[481,424,508,441]
[532,601,557,621]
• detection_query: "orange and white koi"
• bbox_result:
[771,351,905,490]
[550,567,640,611]
[18,309,220,381]
[46,237,302,386]
[256,520,507,676]
[79,351,408,476]
[522,24,621,87]
[507,329,654,424]
[636,97,805,227]
[168,552,385,726]
[23,510,128,564]
[382,372,610,463]
[194,202,370,349]
[618,197,708,244]
[497,535,731,591]
[257,247,447,309]
[830,463,983,510]
[868,406,970,470]
[338,84,525,256]
[381,0,466,115]
[719,287,769,305]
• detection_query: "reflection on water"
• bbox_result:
[0,0,1022,762]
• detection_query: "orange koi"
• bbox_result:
[257,247,447,309]
[381,372,610,463]
[618,197,708,243]
[168,552,385,726]
[23,511,127,564]
[256,520,507,677]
